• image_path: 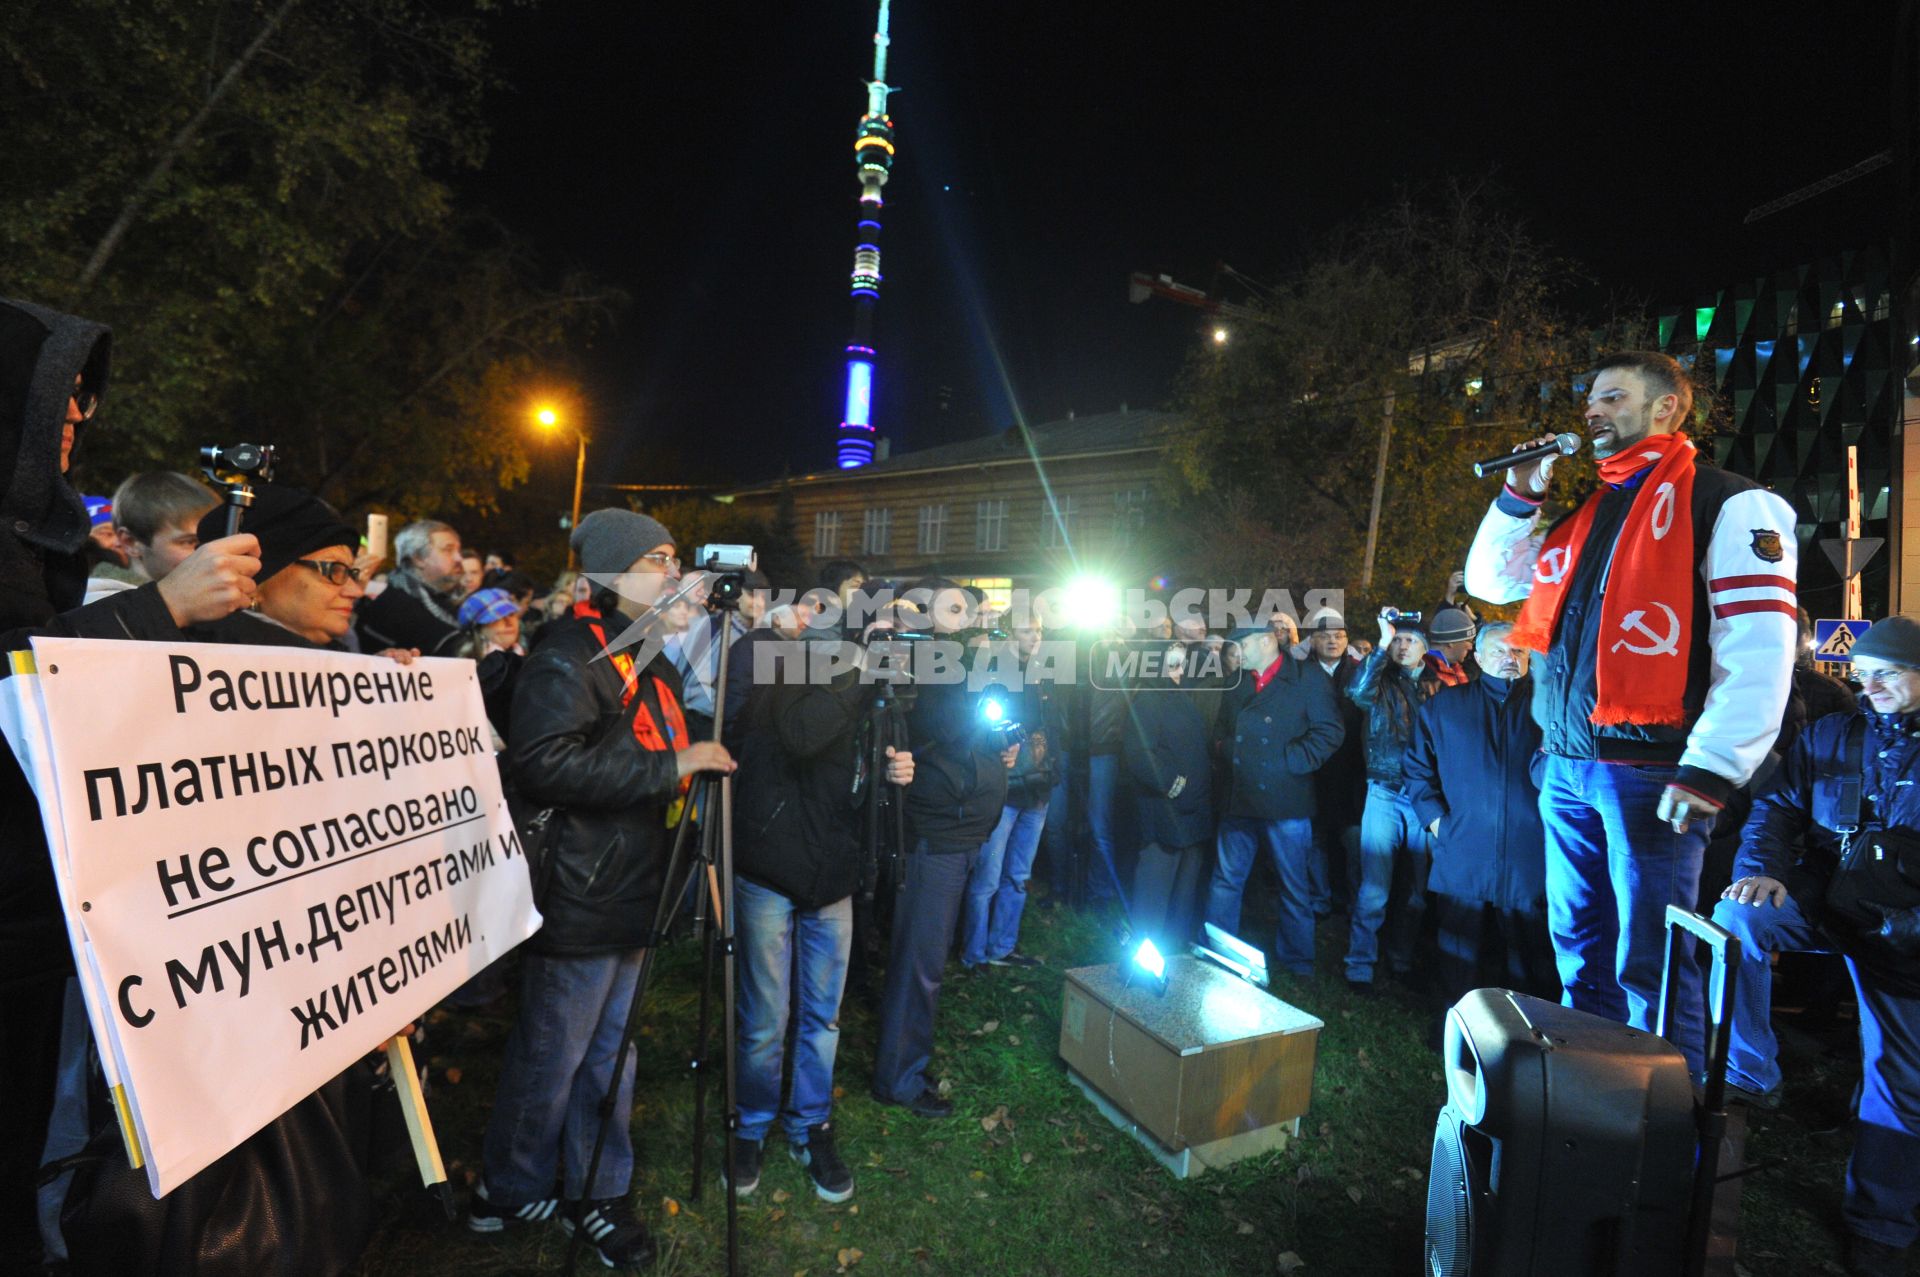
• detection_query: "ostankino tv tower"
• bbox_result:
[834,0,897,470]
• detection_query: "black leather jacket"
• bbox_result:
[508,615,684,955]
[735,656,875,907]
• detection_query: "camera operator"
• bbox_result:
[871,578,1019,1119]
[468,509,734,1270]
[1712,618,1920,1277]
[727,609,912,1202]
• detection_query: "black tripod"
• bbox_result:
[564,590,746,1276]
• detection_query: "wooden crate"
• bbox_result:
[1058,955,1322,1154]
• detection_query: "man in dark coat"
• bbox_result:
[1124,640,1214,950]
[354,518,465,655]
[1302,607,1364,915]
[1402,622,1557,1008]
[872,580,1018,1118]
[469,508,734,1270]
[1712,617,1920,1277]
[1344,610,1439,989]
[1203,625,1345,977]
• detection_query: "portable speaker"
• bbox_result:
[1424,989,1698,1276]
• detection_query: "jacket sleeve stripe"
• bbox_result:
[1709,573,1797,593]
[1712,599,1799,620]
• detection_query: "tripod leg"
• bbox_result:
[687,814,720,1201]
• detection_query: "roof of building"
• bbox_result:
[727,407,1181,496]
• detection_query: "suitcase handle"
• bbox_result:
[1656,904,1744,1277]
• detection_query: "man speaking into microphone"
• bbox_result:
[1465,352,1797,1072]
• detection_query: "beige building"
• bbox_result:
[721,408,1176,599]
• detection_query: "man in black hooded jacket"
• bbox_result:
[0,298,261,1266]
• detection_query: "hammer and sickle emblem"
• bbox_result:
[1535,546,1572,584]
[1610,602,1682,657]
[1649,482,1676,541]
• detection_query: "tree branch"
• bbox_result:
[72,0,302,301]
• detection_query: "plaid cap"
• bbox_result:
[458,588,519,627]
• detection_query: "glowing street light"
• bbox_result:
[1211,326,1230,346]
[534,402,587,569]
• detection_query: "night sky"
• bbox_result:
[468,2,1902,491]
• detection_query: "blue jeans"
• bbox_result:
[1346,783,1433,981]
[1539,755,1707,1071]
[960,803,1050,965]
[734,877,852,1145]
[1713,891,1920,1247]
[873,840,976,1102]
[1205,815,1317,977]
[1086,754,1127,905]
[481,950,642,1204]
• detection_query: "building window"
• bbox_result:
[813,510,841,558]
[862,507,892,556]
[976,499,1008,552]
[1044,493,1077,548]
[1112,487,1151,547]
[918,503,946,554]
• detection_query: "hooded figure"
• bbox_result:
[0,298,111,631]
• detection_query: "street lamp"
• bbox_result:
[535,403,587,569]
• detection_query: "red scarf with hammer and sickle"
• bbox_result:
[1508,433,1697,728]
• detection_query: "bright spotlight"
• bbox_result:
[1211,326,1229,345]
[535,406,559,427]
[1127,936,1169,995]
[1061,576,1121,630]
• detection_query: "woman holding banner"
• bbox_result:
[40,485,418,1276]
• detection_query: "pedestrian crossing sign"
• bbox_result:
[1814,618,1872,663]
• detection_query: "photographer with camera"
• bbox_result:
[872,578,1019,1119]
[468,509,734,1270]
[1711,618,1920,1277]
[1341,608,1440,992]
[726,607,913,1201]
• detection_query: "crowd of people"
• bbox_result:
[2,296,1917,1276]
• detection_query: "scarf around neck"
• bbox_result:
[1508,432,1698,728]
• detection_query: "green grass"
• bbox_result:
[353,892,1869,1276]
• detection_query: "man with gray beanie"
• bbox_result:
[1422,605,1479,691]
[470,507,733,1269]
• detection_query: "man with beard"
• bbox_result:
[355,518,466,654]
[1466,351,1798,1071]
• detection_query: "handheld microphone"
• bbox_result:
[1472,432,1581,479]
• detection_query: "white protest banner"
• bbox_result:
[6,638,541,1195]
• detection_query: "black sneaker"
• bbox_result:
[988,952,1042,969]
[872,1086,955,1119]
[465,1178,560,1233]
[791,1122,855,1202]
[561,1196,658,1270]
[723,1136,762,1197]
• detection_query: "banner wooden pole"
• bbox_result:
[383,1034,454,1216]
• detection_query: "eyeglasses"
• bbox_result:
[294,559,365,586]
[1858,667,1917,686]
[637,551,680,572]
[71,388,99,421]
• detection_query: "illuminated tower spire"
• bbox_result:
[835,0,896,469]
